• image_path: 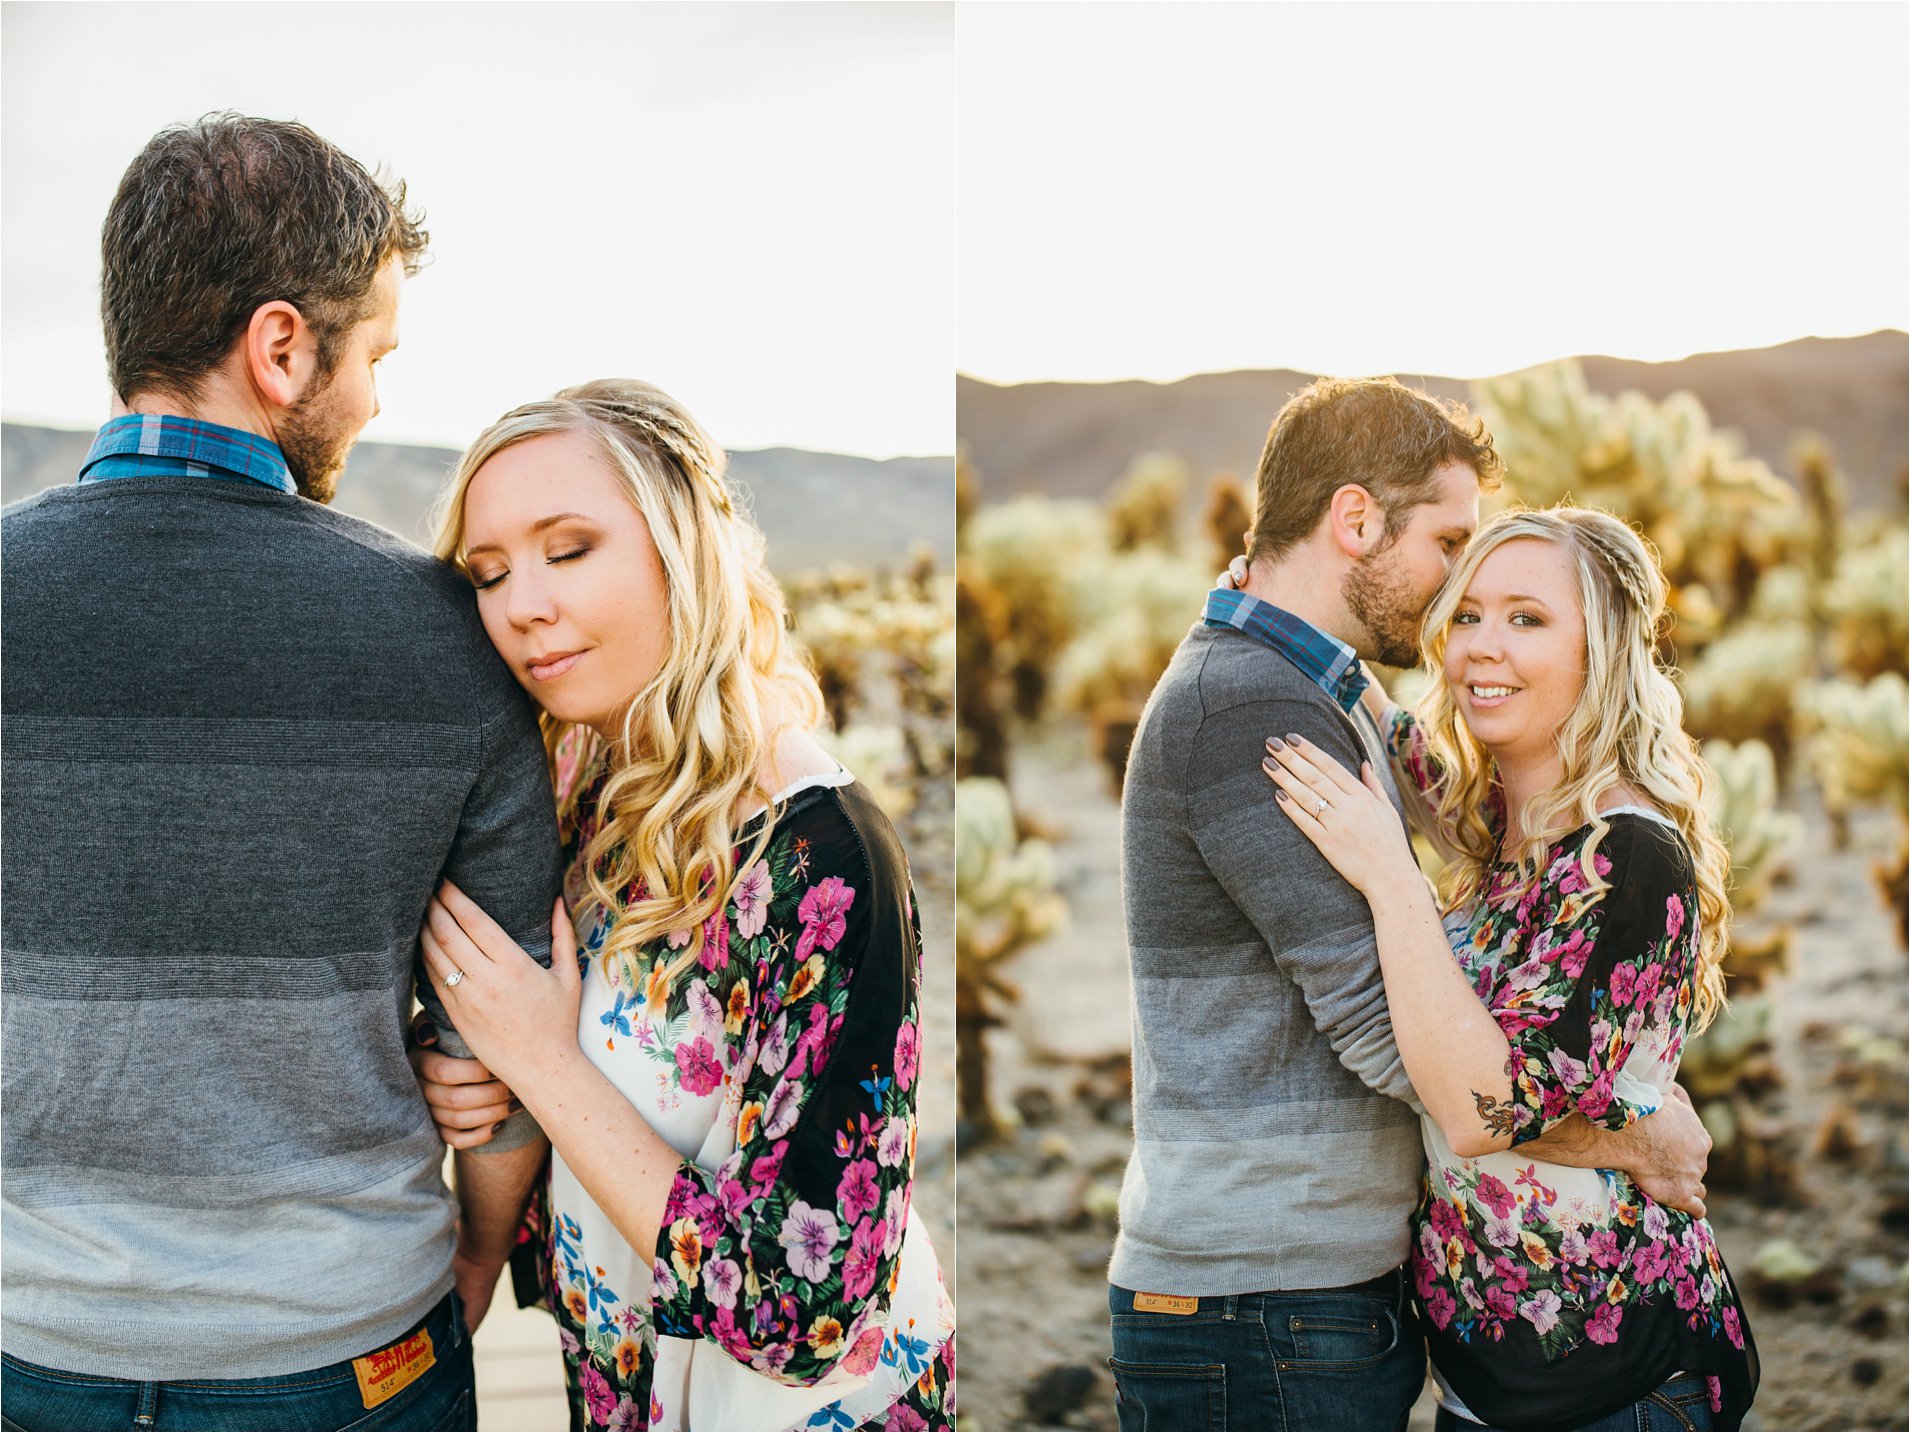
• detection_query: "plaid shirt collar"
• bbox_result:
[1202,587,1369,713]
[79,414,296,495]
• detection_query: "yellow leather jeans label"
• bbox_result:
[353,1327,436,1409]
[1133,1292,1200,1315]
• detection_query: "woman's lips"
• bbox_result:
[1465,682,1519,710]
[529,650,585,682]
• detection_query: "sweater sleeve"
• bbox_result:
[648,806,922,1386]
[1188,696,1421,1109]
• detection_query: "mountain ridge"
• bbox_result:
[958,331,1909,514]
[1,427,955,573]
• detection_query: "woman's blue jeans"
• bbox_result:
[1431,1372,1719,1431]
[0,1292,474,1432]
[1109,1269,1425,1431]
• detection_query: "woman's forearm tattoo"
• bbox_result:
[1474,1089,1518,1137]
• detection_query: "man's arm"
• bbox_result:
[1189,697,1420,1108]
[423,672,566,1151]
[1517,1086,1711,1217]
[450,1138,548,1332]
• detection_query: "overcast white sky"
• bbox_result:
[959,1,1909,385]
[2,2,953,458]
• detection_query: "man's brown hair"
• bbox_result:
[101,113,429,406]
[1248,377,1504,562]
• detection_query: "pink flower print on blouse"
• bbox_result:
[675,1036,723,1097]
[838,1158,881,1222]
[842,1216,886,1302]
[1473,1172,1516,1220]
[581,1364,617,1425]
[704,1256,743,1310]
[699,910,729,973]
[1585,1301,1624,1345]
[795,876,855,961]
[877,1115,911,1169]
[732,859,773,939]
[893,1020,920,1092]
[778,1200,840,1283]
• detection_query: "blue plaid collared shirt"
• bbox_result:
[78,414,296,494]
[1202,587,1368,713]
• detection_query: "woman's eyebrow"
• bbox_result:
[465,512,596,557]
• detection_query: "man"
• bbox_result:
[1108,377,1711,1431]
[1,115,562,1430]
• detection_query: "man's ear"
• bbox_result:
[241,300,319,411]
[1328,484,1385,558]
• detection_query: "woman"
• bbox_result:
[409,380,954,1431]
[1260,507,1757,1430]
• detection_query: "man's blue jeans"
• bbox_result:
[1109,1270,1425,1431]
[0,1292,474,1432]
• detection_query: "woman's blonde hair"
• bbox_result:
[433,379,825,996]
[1411,506,1731,1031]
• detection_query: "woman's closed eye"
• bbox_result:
[469,546,591,591]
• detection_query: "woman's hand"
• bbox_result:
[406,1012,522,1150]
[418,884,584,1098]
[1263,733,1419,898]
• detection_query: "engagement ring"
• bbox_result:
[445,968,465,988]
[1314,797,1328,816]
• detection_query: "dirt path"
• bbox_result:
[958,730,1907,1431]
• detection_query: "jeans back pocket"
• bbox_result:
[1107,1356,1227,1432]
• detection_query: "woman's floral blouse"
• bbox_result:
[1381,710,1758,1430]
[513,745,955,1432]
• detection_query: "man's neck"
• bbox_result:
[1239,550,1359,651]
[121,379,278,443]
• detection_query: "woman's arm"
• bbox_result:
[1267,742,1686,1163]
[1263,735,1517,1156]
[417,887,681,1261]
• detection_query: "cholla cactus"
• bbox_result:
[1796,671,1909,909]
[1053,548,1214,788]
[1823,527,1910,681]
[956,777,1067,1138]
[817,724,915,820]
[1797,674,1910,821]
[1475,363,1799,639]
[1680,621,1813,760]
[963,495,1109,719]
[1701,738,1802,918]
[1106,452,1191,552]
[793,597,875,732]
[1203,470,1253,573]
[956,563,1011,782]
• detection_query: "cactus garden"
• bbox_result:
[956,349,1909,1431]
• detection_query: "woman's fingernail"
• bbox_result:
[418,1023,438,1045]
[1286,733,1303,745]
[508,1100,524,1114]
[492,1122,508,1135]
[1275,789,1289,803]
[1268,736,1286,751]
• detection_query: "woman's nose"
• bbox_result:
[506,573,557,628]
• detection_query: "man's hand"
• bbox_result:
[1515,1084,1711,1218]
[1626,1082,1711,1218]
[450,1239,509,1334]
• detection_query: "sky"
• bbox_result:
[958,1,1909,386]
[1,2,954,459]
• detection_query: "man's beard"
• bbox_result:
[278,379,355,504]
[1343,544,1427,669]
